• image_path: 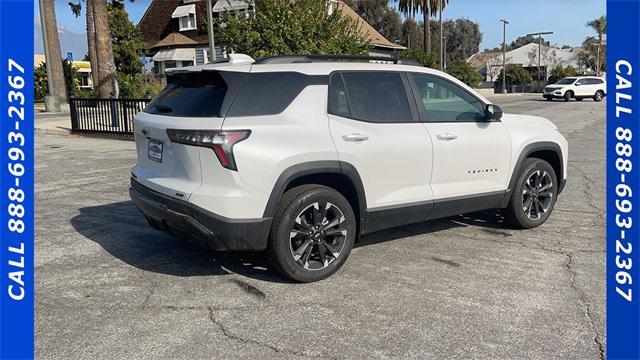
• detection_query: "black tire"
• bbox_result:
[564,91,572,102]
[504,158,558,229]
[594,90,604,102]
[266,185,356,282]
[545,97,552,101]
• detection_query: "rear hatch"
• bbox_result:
[131,67,249,200]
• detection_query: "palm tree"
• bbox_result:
[395,0,448,53]
[41,0,68,103]
[93,0,119,97]
[586,15,606,75]
[86,0,99,90]
[586,15,606,44]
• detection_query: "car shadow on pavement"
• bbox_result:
[70,201,510,283]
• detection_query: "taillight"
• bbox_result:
[166,129,251,171]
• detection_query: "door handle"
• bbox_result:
[342,133,369,142]
[436,132,458,140]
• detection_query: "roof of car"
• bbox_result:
[165,54,493,105]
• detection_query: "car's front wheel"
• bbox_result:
[564,91,572,102]
[504,158,558,229]
[267,185,356,282]
[594,90,604,102]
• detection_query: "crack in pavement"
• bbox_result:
[206,307,332,360]
[450,232,605,359]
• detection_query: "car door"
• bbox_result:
[574,78,590,96]
[327,71,434,210]
[408,73,511,200]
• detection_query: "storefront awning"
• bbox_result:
[171,4,195,18]
[152,48,195,62]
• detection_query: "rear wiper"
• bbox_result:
[154,105,174,113]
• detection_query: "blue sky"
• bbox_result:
[39,0,605,51]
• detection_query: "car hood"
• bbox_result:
[503,114,558,130]
[545,85,565,91]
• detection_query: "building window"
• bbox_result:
[179,13,196,31]
[172,4,197,31]
[164,61,177,70]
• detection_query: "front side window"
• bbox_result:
[411,74,485,122]
[328,72,412,123]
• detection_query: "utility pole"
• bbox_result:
[442,37,447,69]
[439,0,443,70]
[500,19,509,94]
[526,31,553,91]
[206,0,216,62]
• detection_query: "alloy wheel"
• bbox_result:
[522,170,554,220]
[289,202,347,270]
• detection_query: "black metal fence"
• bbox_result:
[69,98,150,135]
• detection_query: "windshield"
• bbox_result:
[555,78,577,85]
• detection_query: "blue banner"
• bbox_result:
[0,0,34,359]
[607,0,640,359]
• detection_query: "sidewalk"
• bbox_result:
[35,107,73,135]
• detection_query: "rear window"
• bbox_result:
[144,71,245,117]
[145,71,322,118]
[227,72,309,117]
[329,72,413,123]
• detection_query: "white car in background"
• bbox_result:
[543,76,606,102]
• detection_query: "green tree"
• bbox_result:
[34,63,48,101]
[395,0,449,53]
[496,64,533,89]
[431,18,482,61]
[509,35,549,51]
[548,65,576,84]
[34,60,80,100]
[217,0,369,58]
[401,17,423,50]
[446,59,481,87]
[585,15,606,75]
[108,0,146,76]
[344,0,402,42]
[396,48,437,67]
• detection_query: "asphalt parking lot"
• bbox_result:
[35,94,605,360]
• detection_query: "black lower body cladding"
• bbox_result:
[129,179,272,251]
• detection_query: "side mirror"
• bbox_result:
[575,83,582,86]
[485,104,503,121]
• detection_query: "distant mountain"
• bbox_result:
[34,16,88,61]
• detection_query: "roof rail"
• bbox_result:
[254,55,423,67]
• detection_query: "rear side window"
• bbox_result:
[329,72,413,123]
[144,71,245,117]
[227,72,308,117]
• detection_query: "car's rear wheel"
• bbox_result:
[594,90,604,102]
[267,185,356,282]
[504,158,558,229]
[564,91,572,102]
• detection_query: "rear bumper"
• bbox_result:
[129,179,272,251]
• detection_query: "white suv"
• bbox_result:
[543,76,606,102]
[130,54,568,282]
